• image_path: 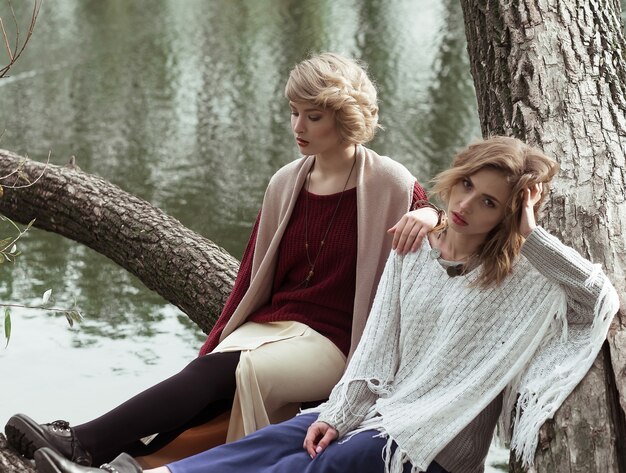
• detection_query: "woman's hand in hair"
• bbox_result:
[520,183,543,238]
[303,421,338,458]
[388,207,439,254]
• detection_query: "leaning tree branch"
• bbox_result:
[0,149,240,469]
[0,149,240,334]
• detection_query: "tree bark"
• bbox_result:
[0,434,35,473]
[0,149,240,335]
[460,0,626,471]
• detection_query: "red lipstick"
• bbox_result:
[451,211,468,226]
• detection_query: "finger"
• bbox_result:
[523,187,531,207]
[395,224,412,254]
[391,218,408,250]
[410,228,428,252]
[535,182,544,202]
[399,224,421,254]
[315,429,337,454]
[303,427,320,457]
[387,223,397,235]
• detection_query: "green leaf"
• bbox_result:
[65,309,83,326]
[4,308,11,348]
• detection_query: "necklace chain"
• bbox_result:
[436,228,475,262]
[295,156,357,289]
[432,228,478,277]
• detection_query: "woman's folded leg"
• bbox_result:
[227,327,345,441]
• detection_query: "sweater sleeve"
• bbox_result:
[508,226,619,467]
[316,251,404,436]
[198,210,260,356]
[520,226,619,324]
[410,179,429,210]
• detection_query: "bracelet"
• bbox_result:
[414,200,445,226]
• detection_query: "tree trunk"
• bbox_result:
[0,434,35,473]
[0,149,240,335]
[460,0,626,471]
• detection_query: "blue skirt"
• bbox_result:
[167,413,448,473]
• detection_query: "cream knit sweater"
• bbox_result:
[314,227,619,473]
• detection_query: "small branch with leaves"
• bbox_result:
[0,151,81,347]
[0,0,42,78]
[0,150,51,264]
[2,290,83,347]
[0,214,32,263]
[0,216,84,347]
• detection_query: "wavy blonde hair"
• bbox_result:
[431,136,560,287]
[284,52,380,144]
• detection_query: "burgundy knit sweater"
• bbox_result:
[199,181,427,357]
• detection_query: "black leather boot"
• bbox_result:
[35,447,142,473]
[5,414,93,465]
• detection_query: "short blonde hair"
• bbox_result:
[431,136,560,287]
[285,52,380,144]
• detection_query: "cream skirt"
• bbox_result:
[212,321,346,442]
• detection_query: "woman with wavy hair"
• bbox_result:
[34,136,619,473]
[6,53,438,468]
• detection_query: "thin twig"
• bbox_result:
[0,167,18,181]
[0,222,28,253]
[3,150,50,188]
[8,0,18,57]
[0,16,12,62]
[0,0,42,78]
[11,0,41,64]
[0,303,75,313]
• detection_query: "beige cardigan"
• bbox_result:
[217,145,416,359]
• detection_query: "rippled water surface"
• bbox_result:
[0,0,523,468]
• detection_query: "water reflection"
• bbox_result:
[0,0,478,344]
[420,0,480,173]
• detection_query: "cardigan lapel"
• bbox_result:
[218,155,314,342]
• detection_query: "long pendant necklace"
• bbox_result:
[295,156,357,289]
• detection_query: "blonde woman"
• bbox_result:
[6,53,438,467]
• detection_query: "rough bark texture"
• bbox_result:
[460,0,626,471]
[0,149,239,334]
[0,433,35,472]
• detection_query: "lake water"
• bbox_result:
[6,0,621,470]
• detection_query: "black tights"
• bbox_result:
[73,351,241,465]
